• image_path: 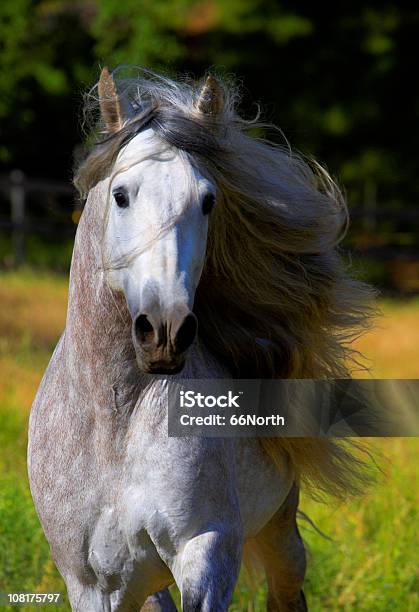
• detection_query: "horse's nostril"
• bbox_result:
[135,314,155,345]
[175,313,198,353]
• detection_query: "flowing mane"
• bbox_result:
[74,67,376,497]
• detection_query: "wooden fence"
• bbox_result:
[0,171,79,266]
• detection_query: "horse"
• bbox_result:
[28,67,374,611]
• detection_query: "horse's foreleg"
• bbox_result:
[253,484,307,611]
[140,588,177,612]
[174,524,242,611]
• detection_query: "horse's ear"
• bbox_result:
[98,67,124,134]
[196,75,224,117]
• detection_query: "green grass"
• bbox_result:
[0,270,418,611]
[0,408,69,611]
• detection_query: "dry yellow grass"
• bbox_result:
[354,299,419,378]
[0,271,67,414]
[0,271,67,351]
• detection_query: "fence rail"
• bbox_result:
[0,171,78,265]
[0,174,75,195]
[0,218,76,236]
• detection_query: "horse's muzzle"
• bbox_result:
[132,310,198,375]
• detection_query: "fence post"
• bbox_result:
[10,169,25,266]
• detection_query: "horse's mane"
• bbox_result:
[74,67,376,498]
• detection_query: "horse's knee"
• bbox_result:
[176,524,242,611]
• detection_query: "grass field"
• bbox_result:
[0,270,418,611]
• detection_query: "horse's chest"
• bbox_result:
[88,500,171,596]
[86,433,293,588]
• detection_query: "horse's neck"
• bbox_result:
[63,184,145,409]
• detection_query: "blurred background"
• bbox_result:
[1,0,419,289]
[0,2,418,611]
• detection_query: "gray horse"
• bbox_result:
[28,68,373,611]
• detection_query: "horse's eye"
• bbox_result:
[202,192,215,215]
[114,191,129,208]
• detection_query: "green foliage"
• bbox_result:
[215,1,313,41]
[0,233,74,271]
[0,1,71,117]
[0,408,70,611]
[0,0,31,117]
[91,0,194,68]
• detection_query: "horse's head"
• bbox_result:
[105,131,215,374]
[100,69,222,375]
